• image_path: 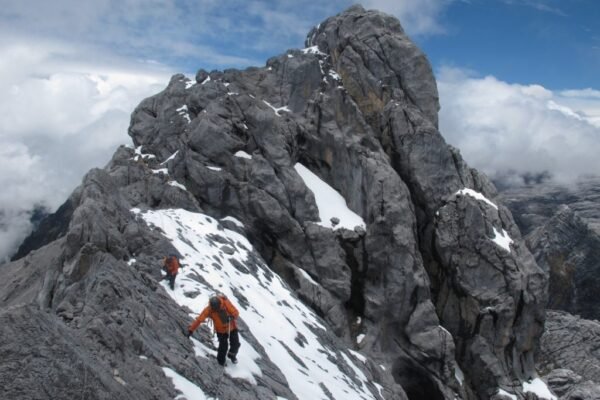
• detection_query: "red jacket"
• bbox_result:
[163,256,180,275]
[189,296,239,334]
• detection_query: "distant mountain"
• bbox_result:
[499,177,600,320]
[3,5,592,400]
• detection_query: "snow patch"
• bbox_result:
[207,166,222,171]
[234,150,252,159]
[220,216,244,228]
[301,46,326,56]
[184,78,196,89]
[162,367,211,400]
[456,188,498,210]
[523,378,556,400]
[294,163,366,231]
[132,145,156,162]
[262,100,291,116]
[161,150,179,165]
[168,181,187,191]
[127,258,136,266]
[151,168,169,175]
[298,268,318,286]
[287,54,293,58]
[496,388,517,400]
[201,75,211,85]
[176,105,191,124]
[138,355,148,360]
[356,334,366,344]
[492,227,514,252]
[328,70,341,80]
[348,350,367,364]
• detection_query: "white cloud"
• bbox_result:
[437,66,600,185]
[0,38,171,261]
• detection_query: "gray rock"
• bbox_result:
[1,5,552,400]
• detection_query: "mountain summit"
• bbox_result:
[1,6,553,400]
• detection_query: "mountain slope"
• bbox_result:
[1,6,549,400]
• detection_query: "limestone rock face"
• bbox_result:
[537,311,600,399]
[500,179,600,320]
[1,6,548,400]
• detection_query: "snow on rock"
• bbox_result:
[356,334,366,344]
[176,105,192,124]
[127,258,136,266]
[161,151,180,165]
[201,75,211,85]
[132,145,156,162]
[262,100,291,116]
[349,350,367,364]
[220,216,244,229]
[287,54,294,58]
[522,378,557,400]
[496,388,517,400]
[206,166,222,171]
[298,268,318,286]
[455,365,464,386]
[301,46,326,56]
[234,150,252,159]
[328,70,341,80]
[162,367,212,400]
[456,188,498,210]
[134,208,381,400]
[151,168,169,175]
[168,181,187,191]
[492,227,514,252]
[294,163,366,231]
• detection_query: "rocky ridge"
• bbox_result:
[500,179,600,321]
[0,6,556,400]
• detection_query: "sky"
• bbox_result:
[1,0,599,260]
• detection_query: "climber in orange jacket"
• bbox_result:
[187,294,240,366]
[161,254,180,290]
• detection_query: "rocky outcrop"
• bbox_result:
[500,181,600,320]
[537,311,600,399]
[1,5,548,400]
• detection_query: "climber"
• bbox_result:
[187,294,240,366]
[161,254,180,290]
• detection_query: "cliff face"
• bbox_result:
[500,178,600,320]
[1,6,548,400]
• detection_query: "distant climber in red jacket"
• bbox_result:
[161,254,180,290]
[187,294,240,366]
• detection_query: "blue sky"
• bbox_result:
[1,0,599,260]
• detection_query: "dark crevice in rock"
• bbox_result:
[340,239,365,317]
[393,360,445,400]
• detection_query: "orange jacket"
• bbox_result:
[163,256,180,275]
[189,296,239,334]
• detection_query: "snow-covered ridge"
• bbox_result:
[132,208,381,400]
[294,163,365,231]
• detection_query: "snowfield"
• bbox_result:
[132,207,382,400]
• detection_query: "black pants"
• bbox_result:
[216,329,240,366]
[162,272,176,290]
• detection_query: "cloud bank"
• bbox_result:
[0,39,171,261]
[437,67,600,185]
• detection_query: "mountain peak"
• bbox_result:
[1,7,554,400]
